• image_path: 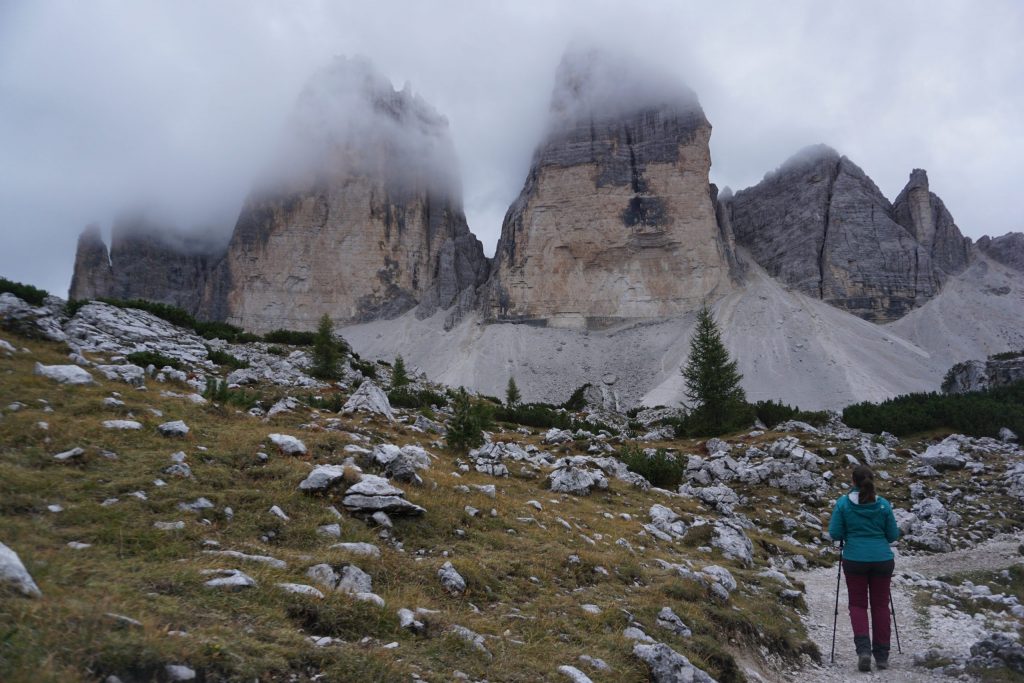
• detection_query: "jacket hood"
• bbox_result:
[846,487,885,515]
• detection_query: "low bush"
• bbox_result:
[561,383,591,411]
[753,400,830,429]
[266,345,286,356]
[618,444,685,488]
[387,387,447,410]
[842,382,1024,437]
[0,276,49,306]
[349,358,377,380]
[206,347,249,369]
[264,329,319,347]
[446,388,493,452]
[125,350,180,370]
[990,349,1024,361]
[202,378,256,407]
[493,403,571,430]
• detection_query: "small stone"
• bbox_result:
[102,419,142,430]
[157,420,189,437]
[317,523,342,538]
[438,561,466,595]
[53,447,86,462]
[66,541,92,550]
[153,521,185,530]
[269,433,307,456]
[269,505,290,521]
[33,362,94,385]
[202,568,255,589]
[557,665,594,683]
[164,664,196,682]
[276,583,325,598]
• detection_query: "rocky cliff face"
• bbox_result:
[212,57,488,333]
[727,146,970,322]
[68,219,223,315]
[943,353,1024,393]
[977,232,1024,272]
[483,49,736,328]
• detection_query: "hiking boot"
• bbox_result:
[873,643,890,670]
[854,636,872,672]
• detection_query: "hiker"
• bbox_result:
[828,464,900,672]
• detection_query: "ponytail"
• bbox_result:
[852,465,876,503]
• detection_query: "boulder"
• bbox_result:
[157,420,190,437]
[102,420,142,430]
[33,362,94,385]
[917,437,968,470]
[656,607,692,637]
[0,542,42,597]
[94,364,146,387]
[202,569,256,589]
[269,433,307,456]
[299,464,347,492]
[633,643,716,683]
[437,561,466,595]
[342,381,395,421]
[342,474,425,516]
[710,520,754,566]
[549,465,608,496]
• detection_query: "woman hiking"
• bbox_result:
[828,464,900,672]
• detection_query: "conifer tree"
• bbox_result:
[446,387,492,452]
[310,314,340,380]
[505,376,521,407]
[392,355,410,388]
[681,304,748,435]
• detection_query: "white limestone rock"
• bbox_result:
[276,583,325,598]
[549,465,608,496]
[633,642,717,683]
[342,381,395,421]
[269,433,307,456]
[0,541,42,597]
[94,364,146,387]
[299,465,347,492]
[202,568,256,589]
[342,474,425,516]
[102,420,143,430]
[438,560,466,595]
[158,420,190,437]
[34,362,94,385]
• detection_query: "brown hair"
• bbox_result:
[852,465,876,503]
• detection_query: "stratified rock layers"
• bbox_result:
[484,50,734,328]
[977,232,1024,273]
[217,57,487,333]
[726,146,971,322]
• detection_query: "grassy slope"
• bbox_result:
[0,330,1018,682]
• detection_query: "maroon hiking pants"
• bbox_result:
[843,558,894,646]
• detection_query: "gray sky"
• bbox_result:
[2,0,1022,297]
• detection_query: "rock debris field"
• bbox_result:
[0,293,1022,682]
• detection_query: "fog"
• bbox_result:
[1,0,1022,296]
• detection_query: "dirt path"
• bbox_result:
[790,535,1023,682]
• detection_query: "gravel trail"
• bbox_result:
[790,535,1023,682]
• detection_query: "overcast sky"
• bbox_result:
[1,0,1022,296]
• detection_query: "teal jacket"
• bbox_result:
[828,488,899,562]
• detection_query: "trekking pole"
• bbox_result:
[830,541,844,663]
[890,591,902,654]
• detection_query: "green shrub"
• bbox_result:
[202,378,256,407]
[387,387,447,409]
[446,388,493,452]
[264,329,321,347]
[493,403,571,430]
[618,444,685,488]
[266,345,286,356]
[350,358,377,380]
[842,382,1024,437]
[753,400,830,429]
[306,393,345,412]
[0,276,49,306]
[65,299,89,316]
[561,384,591,411]
[206,346,249,369]
[990,350,1024,361]
[126,350,180,370]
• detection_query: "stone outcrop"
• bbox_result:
[68,218,224,315]
[212,56,488,333]
[943,353,1024,393]
[726,145,971,321]
[977,232,1024,272]
[483,48,736,328]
